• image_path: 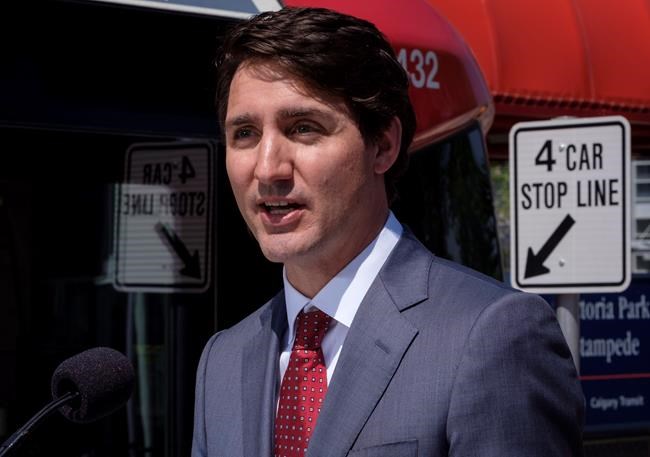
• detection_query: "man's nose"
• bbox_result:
[254,132,293,184]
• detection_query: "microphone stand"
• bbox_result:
[0,391,80,457]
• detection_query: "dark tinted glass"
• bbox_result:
[393,123,503,280]
[0,127,218,456]
[0,2,237,456]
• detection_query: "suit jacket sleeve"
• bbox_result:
[192,332,220,457]
[446,292,584,457]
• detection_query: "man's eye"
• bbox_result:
[292,123,320,135]
[295,125,312,134]
[234,128,253,139]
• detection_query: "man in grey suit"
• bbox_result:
[193,7,584,457]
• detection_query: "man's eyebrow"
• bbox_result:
[278,107,333,120]
[224,114,256,129]
[225,107,334,129]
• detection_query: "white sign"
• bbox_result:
[510,116,631,294]
[114,142,213,293]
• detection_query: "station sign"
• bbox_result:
[114,142,213,293]
[510,116,631,294]
[580,285,650,432]
[544,279,650,432]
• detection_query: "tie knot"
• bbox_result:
[294,309,332,350]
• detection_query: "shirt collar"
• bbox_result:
[283,211,403,337]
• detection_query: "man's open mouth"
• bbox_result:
[262,201,303,215]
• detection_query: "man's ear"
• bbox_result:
[373,116,402,175]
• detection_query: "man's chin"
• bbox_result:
[257,236,311,265]
[258,240,296,264]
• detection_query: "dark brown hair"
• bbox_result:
[215,7,416,202]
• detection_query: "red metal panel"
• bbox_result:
[431,0,590,98]
[428,0,650,125]
[574,0,650,108]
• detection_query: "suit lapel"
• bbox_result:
[307,231,431,457]
[241,294,287,457]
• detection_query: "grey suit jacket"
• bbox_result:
[192,231,584,456]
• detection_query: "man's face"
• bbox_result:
[224,62,396,293]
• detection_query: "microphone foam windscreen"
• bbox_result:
[51,347,135,424]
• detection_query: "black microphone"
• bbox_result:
[0,347,135,456]
[51,346,135,423]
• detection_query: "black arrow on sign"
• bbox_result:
[524,214,575,279]
[155,222,201,279]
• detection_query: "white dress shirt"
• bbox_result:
[279,211,403,387]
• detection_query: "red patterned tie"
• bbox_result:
[274,309,332,457]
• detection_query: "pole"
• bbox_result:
[556,293,580,373]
